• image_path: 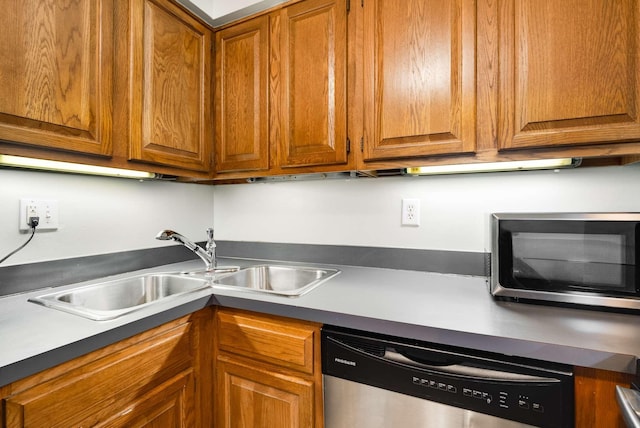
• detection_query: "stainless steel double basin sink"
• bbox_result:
[29,264,340,321]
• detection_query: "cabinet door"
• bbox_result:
[277,0,349,168]
[0,0,113,156]
[129,0,212,172]
[3,322,194,428]
[498,0,640,150]
[216,355,315,428]
[215,16,270,173]
[363,0,476,160]
[99,372,193,428]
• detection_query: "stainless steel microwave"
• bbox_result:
[491,213,640,311]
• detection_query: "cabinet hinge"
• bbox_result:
[346,137,351,154]
[360,137,364,152]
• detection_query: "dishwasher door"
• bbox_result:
[325,375,532,428]
[322,326,574,428]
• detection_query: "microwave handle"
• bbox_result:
[616,385,640,428]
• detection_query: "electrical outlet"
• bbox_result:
[401,198,420,226]
[19,198,59,231]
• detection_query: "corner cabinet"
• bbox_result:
[128,0,213,172]
[0,309,213,428]
[214,0,351,178]
[0,0,114,157]
[214,15,270,173]
[497,0,640,151]
[214,308,324,428]
[362,0,477,161]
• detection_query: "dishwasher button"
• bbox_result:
[518,399,530,409]
[473,390,483,399]
[532,403,544,412]
[447,385,457,393]
[463,388,473,397]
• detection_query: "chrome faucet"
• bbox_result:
[156,228,216,272]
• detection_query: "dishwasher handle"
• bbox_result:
[616,385,640,428]
[385,349,558,382]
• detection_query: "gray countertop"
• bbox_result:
[1,257,639,387]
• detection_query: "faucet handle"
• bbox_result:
[205,228,215,250]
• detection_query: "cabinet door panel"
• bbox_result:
[363,0,476,160]
[98,371,193,428]
[129,0,212,172]
[217,309,316,375]
[3,323,192,428]
[0,0,113,156]
[216,355,314,428]
[499,0,640,149]
[215,16,270,173]
[278,0,348,167]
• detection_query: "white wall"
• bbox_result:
[213,164,640,253]
[0,169,214,266]
[3,164,639,268]
[183,0,286,20]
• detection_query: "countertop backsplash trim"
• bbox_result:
[0,241,489,296]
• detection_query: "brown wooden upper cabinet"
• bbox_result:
[0,0,114,157]
[362,0,477,161]
[278,0,348,168]
[128,0,213,172]
[498,0,640,151]
[215,16,270,173]
[214,0,349,176]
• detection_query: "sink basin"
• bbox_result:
[212,264,340,296]
[29,273,212,321]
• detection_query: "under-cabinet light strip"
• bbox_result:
[0,155,157,179]
[405,158,580,176]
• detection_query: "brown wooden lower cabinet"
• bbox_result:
[214,307,324,428]
[0,304,635,428]
[574,366,635,428]
[0,308,213,428]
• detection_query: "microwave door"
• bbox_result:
[511,232,628,290]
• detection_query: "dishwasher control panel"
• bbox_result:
[322,327,574,428]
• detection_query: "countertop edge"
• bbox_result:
[0,295,212,387]
[211,295,638,374]
[2,257,639,388]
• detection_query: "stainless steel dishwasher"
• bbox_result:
[322,326,574,428]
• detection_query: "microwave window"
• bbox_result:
[511,232,627,288]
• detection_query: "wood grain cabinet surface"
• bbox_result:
[362,0,476,161]
[214,308,324,428]
[0,0,214,178]
[128,0,213,172]
[215,15,270,173]
[0,309,213,428]
[497,0,640,151]
[0,0,114,157]
[214,0,351,178]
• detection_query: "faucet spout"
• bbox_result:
[156,229,216,272]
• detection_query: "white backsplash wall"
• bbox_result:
[213,164,640,253]
[0,169,214,266]
[4,163,639,268]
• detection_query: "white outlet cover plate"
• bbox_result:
[401,198,420,226]
[19,198,59,231]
